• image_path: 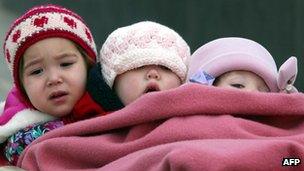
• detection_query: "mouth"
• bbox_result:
[49,90,68,100]
[144,82,160,94]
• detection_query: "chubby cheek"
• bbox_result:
[72,78,86,101]
[23,79,48,111]
[214,82,228,88]
[68,63,87,98]
[23,77,43,99]
[115,76,143,105]
[70,73,86,91]
[120,89,135,105]
[125,82,142,105]
[162,75,182,90]
[213,78,229,88]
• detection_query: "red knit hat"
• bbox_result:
[3,4,97,102]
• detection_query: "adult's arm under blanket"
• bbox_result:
[18,83,304,170]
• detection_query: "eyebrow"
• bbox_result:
[227,75,245,82]
[54,51,78,60]
[23,52,78,70]
[23,58,43,71]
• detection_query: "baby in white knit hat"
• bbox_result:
[100,21,191,105]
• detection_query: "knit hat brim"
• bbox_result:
[102,48,187,87]
[3,4,97,102]
[100,21,190,88]
[187,37,280,92]
[189,52,278,92]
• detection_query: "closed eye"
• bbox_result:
[60,62,74,67]
[230,83,245,89]
[30,68,43,76]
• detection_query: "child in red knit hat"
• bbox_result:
[0,4,123,166]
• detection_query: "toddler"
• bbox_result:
[100,21,191,105]
[0,4,112,165]
[187,37,298,93]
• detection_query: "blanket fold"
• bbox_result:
[17,84,304,170]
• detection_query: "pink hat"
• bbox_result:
[3,4,97,101]
[100,21,190,87]
[187,37,298,92]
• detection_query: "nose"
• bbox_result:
[47,70,63,87]
[146,67,160,80]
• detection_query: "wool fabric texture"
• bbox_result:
[3,4,97,100]
[187,37,279,91]
[100,21,190,87]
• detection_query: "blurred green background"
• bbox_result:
[0,0,303,100]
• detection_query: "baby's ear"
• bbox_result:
[277,56,298,93]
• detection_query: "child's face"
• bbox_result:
[21,38,87,117]
[214,70,270,92]
[114,65,181,105]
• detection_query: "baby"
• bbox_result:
[100,21,191,105]
[187,37,298,93]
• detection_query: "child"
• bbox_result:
[0,4,123,165]
[187,37,298,93]
[100,21,191,105]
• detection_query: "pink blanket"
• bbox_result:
[18,83,304,170]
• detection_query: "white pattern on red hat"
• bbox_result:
[3,4,97,100]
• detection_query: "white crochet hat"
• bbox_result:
[100,21,190,87]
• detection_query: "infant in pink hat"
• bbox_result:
[187,37,298,93]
